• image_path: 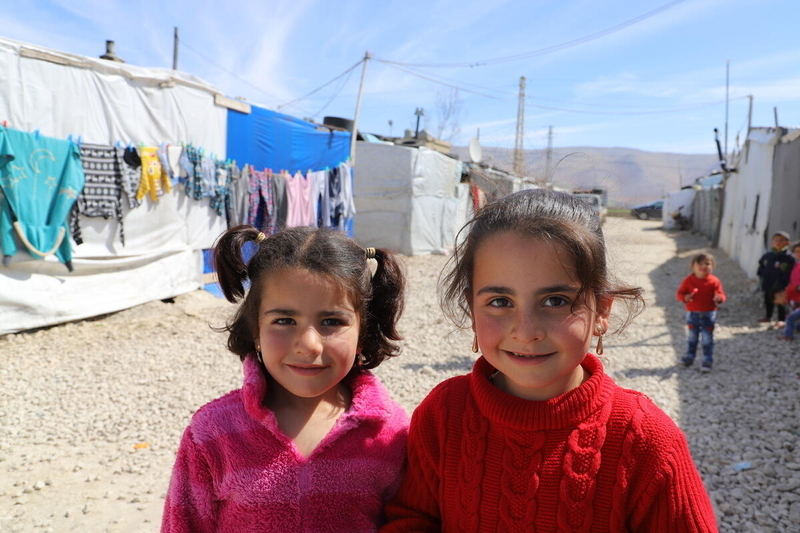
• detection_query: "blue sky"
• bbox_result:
[2,0,798,154]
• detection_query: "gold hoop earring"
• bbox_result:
[596,335,604,355]
[471,335,479,353]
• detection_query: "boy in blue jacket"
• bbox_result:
[757,231,795,325]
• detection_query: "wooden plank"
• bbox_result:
[214,94,251,114]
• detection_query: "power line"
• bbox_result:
[277,59,365,110]
[308,63,358,119]
[178,38,283,102]
[527,96,751,116]
[377,61,503,100]
[377,0,687,69]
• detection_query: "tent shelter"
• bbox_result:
[0,36,231,335]
[717,128,783,279]
[226,106,350,173]
[352,141,468,255]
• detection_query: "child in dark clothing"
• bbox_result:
[757,231,795,325]
[676,253,726,372]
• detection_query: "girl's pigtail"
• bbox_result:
[361,248,406,368]
[214,224,261,303]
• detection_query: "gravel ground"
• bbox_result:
[1,218,799,532]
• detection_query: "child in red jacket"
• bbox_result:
[676,253,727,372]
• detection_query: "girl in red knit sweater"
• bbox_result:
[382,189,718,532]
[676,253,727,372]
[162,226,409,532]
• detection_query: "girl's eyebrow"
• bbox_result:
[262,308,355,317]
[476,284,579,296]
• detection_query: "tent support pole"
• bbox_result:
[350,51,370,166]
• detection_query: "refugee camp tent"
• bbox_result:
[768,129,800,243]
[717,127,782,278]
[662,188,696,230]
[352,141,468,255]
[226,106,351,173]
[0,36,231,335]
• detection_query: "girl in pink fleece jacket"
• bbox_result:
[162,225,409,533]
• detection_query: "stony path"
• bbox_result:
[1,217,797,532]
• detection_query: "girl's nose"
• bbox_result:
[511,311,545,342]
[295,327,324,356]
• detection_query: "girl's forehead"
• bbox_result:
[473,233,579,280]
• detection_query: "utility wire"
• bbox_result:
[277,59,364,110]
[527,95,751,116]
[377,0,687,68]
[308,63,358,119]
[378,61,504,100]
[178,38,283,102]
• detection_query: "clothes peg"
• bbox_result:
[34,129,40,140]
[1,120,7,128]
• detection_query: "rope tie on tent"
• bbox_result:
[13,222,65,258]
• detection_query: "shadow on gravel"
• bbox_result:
[404,354,476,373]
[639,227,799,531]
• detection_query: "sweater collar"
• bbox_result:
[469,354,616,430]
[241,354,394,427]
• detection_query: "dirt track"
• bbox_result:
[1,217,798,532]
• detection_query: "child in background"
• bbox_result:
[676,253,727,372]
[757,231,795,325]
[162,225,409,533]
[779,242,800,340]
[382,189,718,532]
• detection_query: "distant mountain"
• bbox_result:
[451,145,719,207]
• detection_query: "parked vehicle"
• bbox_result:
[574,193,607,224]
[630,200,664,220]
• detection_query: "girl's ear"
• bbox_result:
[596,296,613,333]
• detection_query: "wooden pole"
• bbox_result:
[172,27,179,70]
[349,52,370,166]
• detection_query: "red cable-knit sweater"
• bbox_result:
[381,354,718,532]
[676,274,726,312]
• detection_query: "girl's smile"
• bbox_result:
[257,267,360,404]
[470,232,609,401]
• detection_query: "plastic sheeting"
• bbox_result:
[226,106,350,173]
[769,133,800,244]
[718,128,782,278]
[353,142,467,255]
[662,189,696,230]
[0,36,228,334]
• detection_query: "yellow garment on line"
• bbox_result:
[136,146,172,201]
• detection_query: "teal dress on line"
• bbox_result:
[0,127,85,270]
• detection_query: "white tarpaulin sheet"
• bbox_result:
[353,142,467,255]
[662,189,696,230]
[0,36,228,334]
[718,127,781,279]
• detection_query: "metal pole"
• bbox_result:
[724,60,729,158]
[173,27,179,70]
[349,52,370,165]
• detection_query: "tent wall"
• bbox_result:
[662,189,696,229]
[226,106,350,172]
[0,37,229,335]
[353,142,466,255]
[768,132,800,241]
[718,128,781,279]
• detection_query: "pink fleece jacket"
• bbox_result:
[161,355,409,533]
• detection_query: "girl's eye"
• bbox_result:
[543,296,569,308]
[321,318,346,327]
[273,318,295,325]
[488,297,512,308]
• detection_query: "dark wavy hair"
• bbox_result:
[440,188,644,334]
[213,225,406,370]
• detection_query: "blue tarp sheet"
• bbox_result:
[226,105,351,173]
